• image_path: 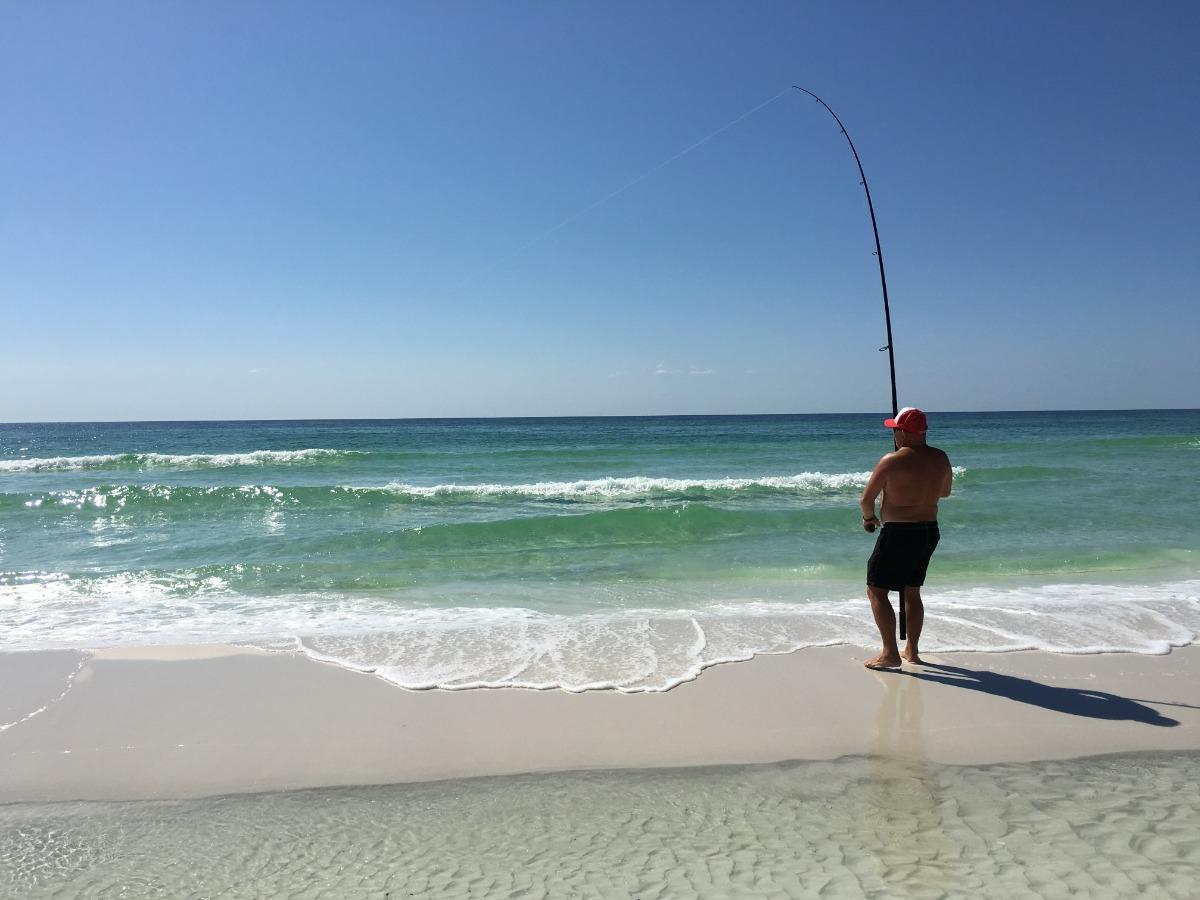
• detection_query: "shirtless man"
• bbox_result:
[858,407,952,670]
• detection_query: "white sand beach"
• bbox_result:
[3,645,1198,803]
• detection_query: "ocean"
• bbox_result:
[2,411,1198,691]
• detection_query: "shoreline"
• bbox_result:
[3,643,1199,803]
[6,574,1197,691]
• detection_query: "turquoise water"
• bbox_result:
[2,412,1198,690]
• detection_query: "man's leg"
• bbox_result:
[865,585,901,669]
[901,586,924,664]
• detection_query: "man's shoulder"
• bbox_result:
[926,445,952,465]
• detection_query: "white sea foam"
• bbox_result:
[292,582,1200,692]
[380,467,968,501]
[0,449,348,473]
[1,574,1197,692]
[23,484,290,510]
[380,472,880,500]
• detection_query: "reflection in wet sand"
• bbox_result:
[867,668,967,896]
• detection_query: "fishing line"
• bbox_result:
[447,86,792,292]
[442,85,904,634]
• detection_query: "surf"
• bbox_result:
[0,448,354,473]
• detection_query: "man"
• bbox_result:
[858,407,952,670]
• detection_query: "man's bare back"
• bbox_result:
[869,443,952,523]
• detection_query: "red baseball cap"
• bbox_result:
[883,407,928,433]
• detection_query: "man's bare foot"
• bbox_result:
[864,653,902,670]
[901,650,924,665]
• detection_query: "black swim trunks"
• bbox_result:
[867,521,940,591]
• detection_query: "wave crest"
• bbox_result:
[11,471,902,512]
[380,473,876,501]
[0,449,352,473]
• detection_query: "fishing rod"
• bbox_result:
[791,86,908,639]
[792,86,898,418]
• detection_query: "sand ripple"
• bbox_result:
[2,752,1198,898]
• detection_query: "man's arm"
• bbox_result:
[940,452,953,498]
[859,454,890,529]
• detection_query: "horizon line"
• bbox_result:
[2,407,1197,427]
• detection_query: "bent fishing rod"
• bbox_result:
[792,86,898,420]
[792,86,909,638]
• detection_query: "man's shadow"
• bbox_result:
[902,662,1183,727]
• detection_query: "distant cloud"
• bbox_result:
[744,369,755,375]
[657,362,710,376]
[248,368,264,375]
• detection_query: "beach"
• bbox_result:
[7,0,1199,890]
[3,643,1200,802]
[3,644,1200,897]
[3,413,1199,895]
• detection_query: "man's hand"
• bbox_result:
[860,454,889,533]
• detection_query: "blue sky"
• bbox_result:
[2,1,1197,420]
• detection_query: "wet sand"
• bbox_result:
[2,644,1198,802]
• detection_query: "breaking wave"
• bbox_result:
[0,449,353,473]
[377,473,878,501]
[10,471,905,514]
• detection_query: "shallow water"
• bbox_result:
[2,751,1198,899]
